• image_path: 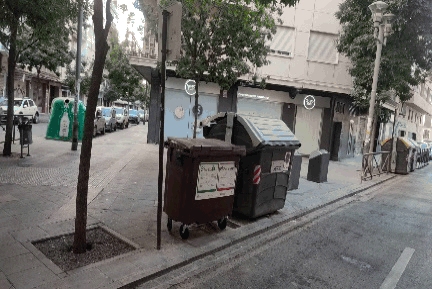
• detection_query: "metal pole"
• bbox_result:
[157,10,169,250]
[72,3,83,151]
[390,102,400,172]
[364,23,384,155]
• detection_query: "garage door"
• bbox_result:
[237,97,283,119]
[294,106,323,155]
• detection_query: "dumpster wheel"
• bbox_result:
[180,224,189,240]
[167,218,173,232]
[217,217,227,230]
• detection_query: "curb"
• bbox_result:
[120,174,398,289]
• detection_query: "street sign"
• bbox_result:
[185,79,196,95]
[158,1,182,62]
[303,95,316,110]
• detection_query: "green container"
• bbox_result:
[46,97,86,141]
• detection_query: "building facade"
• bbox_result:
[130,0,432,159]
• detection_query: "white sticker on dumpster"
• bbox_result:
[196,161,237,200]
[271,160,287,173]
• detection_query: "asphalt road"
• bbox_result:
[164,166,432,289]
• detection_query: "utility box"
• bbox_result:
[288,151,302,191]
[201,112,301,219]
[307,149,330,183]
[164,137,246,239]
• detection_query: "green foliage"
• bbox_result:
[18,30,74,78]
[0,0,88,60]
[135,0,298,36]
[63,58,93,98]
[336,0,432,109]
[105,37,148,106]
[172,0,285,92]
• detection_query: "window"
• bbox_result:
[267,26,295,57]
[28,100,34,106]
[412,133,416,140]
[307,31,338,64]
[400,130,405,137]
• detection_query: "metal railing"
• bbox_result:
[361,151,390,181]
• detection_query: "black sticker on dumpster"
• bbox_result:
[196,161,238,200]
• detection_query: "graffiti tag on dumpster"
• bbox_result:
[196,161,238,200]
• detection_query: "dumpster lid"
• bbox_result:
[201,112,301,149]
[166,137,246,156]
[399,137,415,148]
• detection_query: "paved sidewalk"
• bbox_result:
[0,124,413,289]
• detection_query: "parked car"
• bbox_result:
[145,110,149,122]
[114,107,129,129]
[421,140,432,161]
[93,108,106,136]
[138,110,144,123]
[0,97,40,124]
[129,109,140,124]
[100,107,117,132]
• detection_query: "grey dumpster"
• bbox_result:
[288,151,302,191]
[381,137,414,174]
[201,112,301,218]
[307,149,329,183]
[408,138,419,171]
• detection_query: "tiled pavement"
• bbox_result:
[0,122,415,289]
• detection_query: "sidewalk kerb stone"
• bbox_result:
[99,224,141,249]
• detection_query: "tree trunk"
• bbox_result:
[193,81,199,139]
[3,19,19,157]
[73,0,113,254]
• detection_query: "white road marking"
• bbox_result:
[380,247,415,289]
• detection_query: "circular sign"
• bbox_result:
[174,106,185,119]
[185,80,196,96]
[192,104,203,117]
[303,95,316,110]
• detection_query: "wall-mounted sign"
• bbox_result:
[174,106,185,119]
[237,93,269,100]
[195,161,238,200]
[185,79,196,95]
[303,95,315,110]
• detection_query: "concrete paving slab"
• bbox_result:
[7,265,59,289]
[0,252,44,276]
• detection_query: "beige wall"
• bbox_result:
[255,0,352,94]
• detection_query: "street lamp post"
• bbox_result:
[364,1,394,156]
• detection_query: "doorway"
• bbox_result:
[331,122,342,161]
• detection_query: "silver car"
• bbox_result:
[93,108,106,137]
[100,107,117,132]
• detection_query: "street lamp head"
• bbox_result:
[382,13,395,25]
[368,1,389,15]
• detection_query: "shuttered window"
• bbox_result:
[267,26,295,57]
[307,31,338,64]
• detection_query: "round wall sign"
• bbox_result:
[174,106,185,119]
[192,104,203,117]
[303,95,316,110]
[185,80,196,96]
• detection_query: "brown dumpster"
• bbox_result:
[164,137,246,239]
